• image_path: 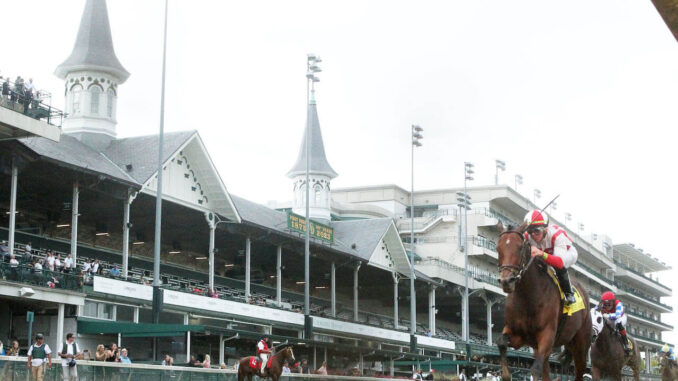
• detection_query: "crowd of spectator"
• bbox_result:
[0,74,41,114]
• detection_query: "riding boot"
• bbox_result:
[617,323,631,354]
[555,267,577,305]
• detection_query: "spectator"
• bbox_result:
[92,259,100,275]
[27,333,52,381]
[105,343,119,362]
[34,259,43,273]
[202,354,211,368]
[316,361,328,375]
[94,344,107,361]
[207,288,218,298]
[82,260,92,274]
[459,369,467,381]
[425,369,435,380]
[46,252,55,271]
[118,348,131,364]
[8,340,20,356]
[220,363,227,369]
[413,369,423,381]
[301,359,310,374]
[55,254,63,272]
[109,265,121,278]
[0,241,8,256]
[162,354,173,366]
[10,255,19,267]
[25,242,32,254]
[1,78,10,104]
[58,332,82,381]
[64,254,73,273]
[282,361,291,374]
[0,340,5,355]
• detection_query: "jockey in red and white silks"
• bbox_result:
[256,335,271,374]
[525,210,578,305]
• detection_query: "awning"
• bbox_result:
[77,318,205,338]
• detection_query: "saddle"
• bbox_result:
[545,266,584,316]
[249,356,273,370]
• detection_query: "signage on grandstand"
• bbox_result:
[287,212,334,243]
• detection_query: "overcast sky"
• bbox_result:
[3,0,677,343]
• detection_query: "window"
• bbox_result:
[314,184,323,206]
[82,300,115,320]
[71,85,82,114]
[90,86,102,114]
[106,88,115,117]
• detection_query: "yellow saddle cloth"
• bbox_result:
[546,267,586,316]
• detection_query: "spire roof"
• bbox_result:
[55,0,129,82]
[287,99,338,179]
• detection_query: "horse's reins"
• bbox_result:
[498,230,535,284]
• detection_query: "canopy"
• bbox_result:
[77,318,205,338]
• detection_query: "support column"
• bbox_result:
[55,303,64,352]
[393,273,399,329]
[359,351,364,375]
[219,333,224,366]
[245,237,251,300]
[8,160,17,257]
[389,356,394,377]
[205,212,216,290]
[646,348,651,373]
[313,346,317,369]
[276,246,282,307]
[428,285,437,336]
[133,307,140,323]
[331,262,336,317]
[122,191,135,280]
[456,288,467,343]
[184,313,191,361]
[480,294,497,346]
[354,262,361,322]
[71,181,79,264]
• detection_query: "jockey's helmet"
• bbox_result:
[663,344,670,353]
[524,210,549,230]
[601,291,615,301]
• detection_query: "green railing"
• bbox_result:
[615,283,673,311]
[0,263,84,292]
[0,357,392,381]
[614,261,672,291]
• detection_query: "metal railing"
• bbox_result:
[416,257,500,287]
[614,261,672,290]
[0,262,83,292]
[614,283,673,310]
[0,79,65,127]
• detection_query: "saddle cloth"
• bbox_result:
[546,267,585,316]
[249,356,273,369]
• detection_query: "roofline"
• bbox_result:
[54,64,130,84]
[141,131,199,188]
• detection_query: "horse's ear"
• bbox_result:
[517,221,528,233]
[496,221,506,233]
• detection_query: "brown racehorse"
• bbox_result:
[590,310,639,381]
[496,224,591,381]
[659,354,678,381]
[238,346,296,381]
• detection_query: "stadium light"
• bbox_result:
[495,159,505,185]
[514,174,523,191]
[409,124,424,341]
[462,162,474,346]
[533,188,541,204]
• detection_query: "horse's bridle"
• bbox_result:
[498,230,534,284]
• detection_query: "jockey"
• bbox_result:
[524,210,578,305]
[596,291,630,354]
[256,335,271,374]
[661,343,676,362]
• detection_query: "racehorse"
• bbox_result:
[496,223,591,381]
[590,308,639,381]
[238,345,296,381]
[659,354,678,381]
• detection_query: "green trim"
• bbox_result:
[77,318,204,338]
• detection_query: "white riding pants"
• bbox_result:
[259,353,269,371]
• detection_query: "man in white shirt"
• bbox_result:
[91,260,100,275]
[27,333,52,381]
[459,369,467,381]
[58,333,82,381]
[64,254,73,273]
[82,260,91,274]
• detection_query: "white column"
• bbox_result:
[8,161,17,257]
[133,307,139,323]
[55,303,64,351]
[206,213,216,290]
[276,246,282,307]
[313,346,317,369]
[71,181,79,264]
[429,286,436,335]
[359,351,364,375]
[219,333,224,365]
[354,263,361,322]
[122,191,133,279]
[331,262,336,317]
[245,237,251,299]
[184,313,191,360]
[393,273,399,329]
[389,356,394,377]
[646,348,651,373]
[484,297,496,346]
[457,288,467,343]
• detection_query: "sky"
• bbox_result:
[2,0,677,343]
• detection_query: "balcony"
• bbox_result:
[0,80,63,141]
[615,283,673,313]
[571,262,615,289]
[468,235,498,261]
[614,261,672,297]
[626,310,674,331]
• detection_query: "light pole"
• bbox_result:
[565,213,572,227]
[463,162,474,344]
[304,54,321,335]
[578,223,585,234]
[533,188,541,205]
[494,160,505,185]
[514,174,523,192]
[410,124,423,341]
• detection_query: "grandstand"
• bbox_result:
[0,0,671,380]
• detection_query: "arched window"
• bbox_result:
[314,183,323,207]
[90,86,102,115]
[71,84,82,114]
[107,88,115,118]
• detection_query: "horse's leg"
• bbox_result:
[590,367,601,381]
[498,328,524,381]
[531,330,556,381]
[569,321,590,381]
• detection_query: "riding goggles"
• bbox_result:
[527,227,545,235]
